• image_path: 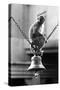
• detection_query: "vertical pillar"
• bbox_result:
[8,4,12,85]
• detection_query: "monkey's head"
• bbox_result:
[37,16,45,25]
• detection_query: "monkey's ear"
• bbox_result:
[44,34,46,37]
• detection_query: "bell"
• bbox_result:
[27,55,45,72]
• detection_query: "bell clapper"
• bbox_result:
[34,71,40,78]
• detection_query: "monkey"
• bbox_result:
[29,16,47,55]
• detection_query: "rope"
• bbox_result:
[47,24,58,40]
[8,16,31,45]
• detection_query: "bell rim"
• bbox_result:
[27,64,45,71]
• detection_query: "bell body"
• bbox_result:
[27,55,45,72]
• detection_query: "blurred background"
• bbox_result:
[8,4,59,86]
